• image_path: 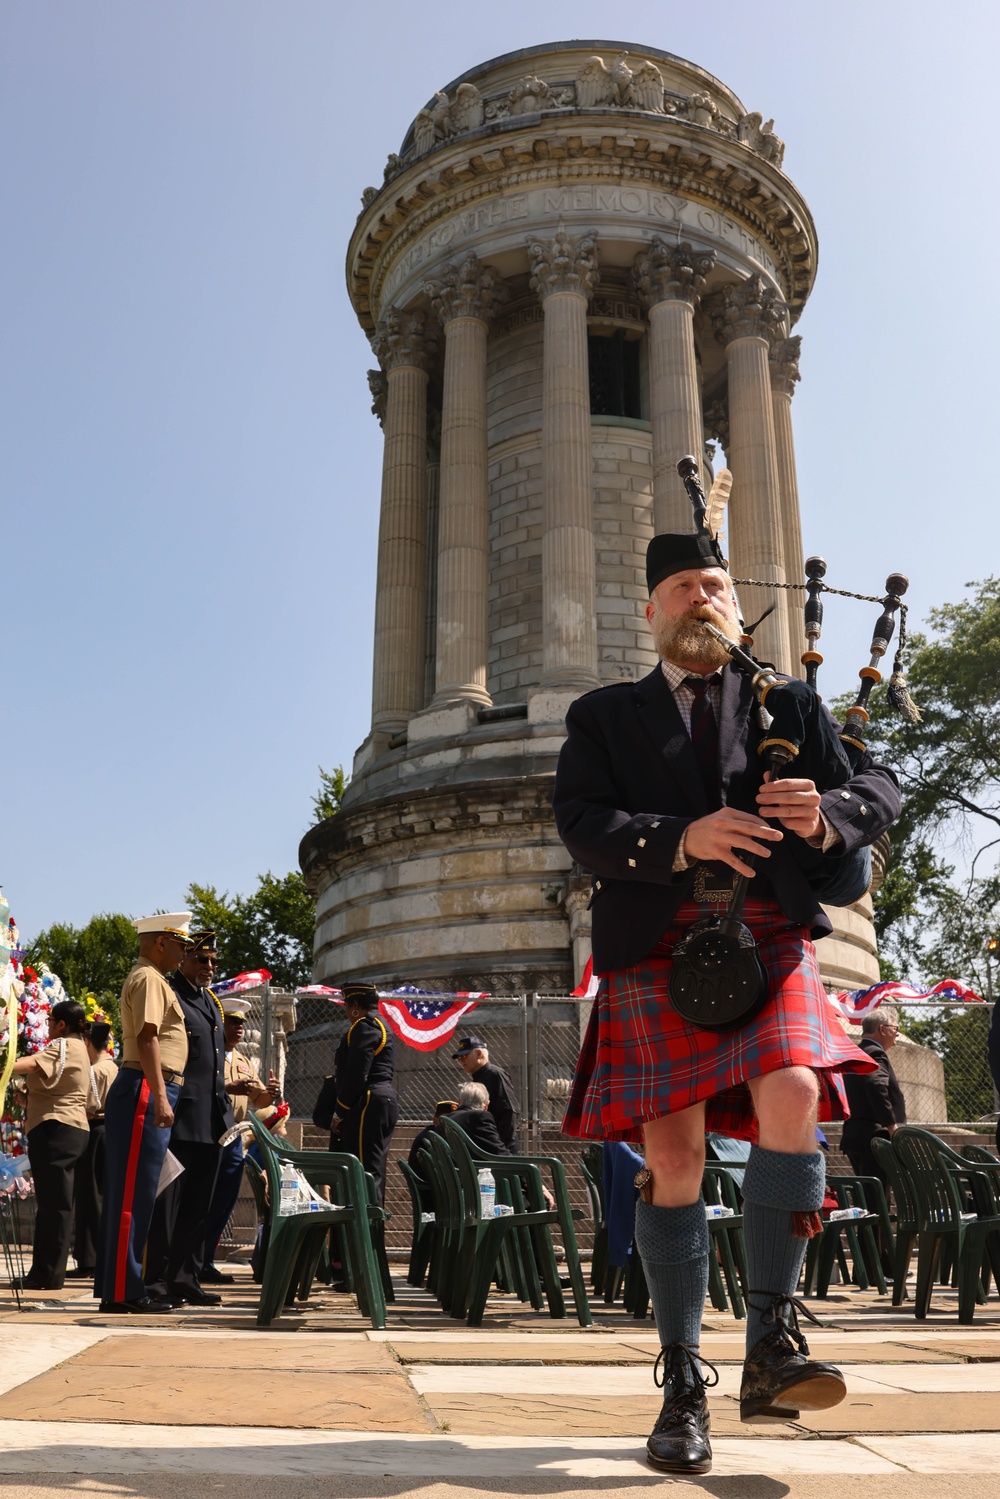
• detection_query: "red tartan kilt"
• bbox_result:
[562,898,877,1145]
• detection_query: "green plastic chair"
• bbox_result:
[870,1136,919,1304]
[702,1164,747,1317]
[438,1117,591,1326]
[398,1159,434,1287]
[419,1132,467,1312]
[806,1175,886,1298]
[243,1116,387,1329]
[892,1126,1000,1323]
[578,1150,608,1296]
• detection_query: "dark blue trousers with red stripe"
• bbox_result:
[93,1068,180,1305]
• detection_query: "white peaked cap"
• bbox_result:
[133,913,193,938]
[220,995,252,1016]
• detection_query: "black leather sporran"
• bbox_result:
[668,917,769,1031]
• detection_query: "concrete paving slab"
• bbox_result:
[406,1363,939,1397]
[391,1340,657,1364]
[420,1392,770,1438]
[0,1364,431,1431]
[0,1328,107,1396]
[0,1421,904,1475]
[67,1333,398,1371]
[861,1432,1000,1472]
[793,1392,1000,1434]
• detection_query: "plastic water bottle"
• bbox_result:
[279,1161,300,1215]
[704,1204,735,1220]
[828,1206,866,1221]
[477,1167,496,1219]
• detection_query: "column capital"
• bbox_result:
[367,369,387,428]
[632,238,716,309]
[423,252,509,327]
[769,334,802,398]
[527,227,599,302]
[706,273,787,345]
[370,307,437,373]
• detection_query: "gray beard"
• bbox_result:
[651,611,738,668]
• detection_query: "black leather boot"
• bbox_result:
[645,1344,718,1474]
[740,1294,846,1422]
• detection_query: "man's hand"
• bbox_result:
[683,807,783,878]
[756,772,823,840]
[154,1095,174,1129]
[226,1080,252,1096]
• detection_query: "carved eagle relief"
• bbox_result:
[576,52,664,113]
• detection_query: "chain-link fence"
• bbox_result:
[888,1001,998,1128]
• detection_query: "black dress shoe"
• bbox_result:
[10,1276,53,1291]
[740,1294,847,1423]
[200,1265,235,1284]
[645,1344,717,1474]
[175,1286,222,1306]
[97,1296,177,1314]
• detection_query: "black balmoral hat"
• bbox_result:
[646,531,728,595]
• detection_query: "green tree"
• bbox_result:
[311,764,348,824]
[24,912,135,1035]
[186,871,315,990]
[855,577,1000,984]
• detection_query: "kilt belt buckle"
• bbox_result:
[691,862,740,908]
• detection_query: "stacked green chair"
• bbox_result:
[702,1164,747,1316]
[244,1115,388,1329]
[805,1175,886,1298]
[892,1125,1000,1322]
[439,1117,593,1327]
[871,1136,920,1303]
[398,1159,434,1287]
[960,1145,1000,1295]
[578,1146,608,1296]
[419,1131,468,1312]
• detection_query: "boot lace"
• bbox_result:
[748,1292,824,1358]
[652,1343,719,1426]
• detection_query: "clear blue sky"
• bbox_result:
[4,1,997,939]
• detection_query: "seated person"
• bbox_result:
[449,1082,512,1155]
[409,1099,457,1208]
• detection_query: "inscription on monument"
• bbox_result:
[381,185,774,302]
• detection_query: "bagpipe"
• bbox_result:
[666,455,918,1033]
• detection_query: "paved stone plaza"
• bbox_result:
[0,1268,997,1497]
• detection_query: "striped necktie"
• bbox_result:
[685,676,721,807]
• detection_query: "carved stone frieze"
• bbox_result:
[367,368,387,427]
[370,307,437,373]
[769,335,802,397]
[706,274,787,345]
[423,252,510,326]
[527,227,599,301]
[737,111,785,168]
[632,238,716,309]
[704,396,730,455]
[575,51,665,113]
[687,93,719,128]
[414,82,484,155]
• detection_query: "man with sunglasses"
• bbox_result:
[841,1005,907,1185]
[145,930,232,1307]
[94,912,192,1314]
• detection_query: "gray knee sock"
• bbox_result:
[742,1145,825,1353]
[634,1198,709,1351]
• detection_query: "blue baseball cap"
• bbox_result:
[452,1035,487,1057]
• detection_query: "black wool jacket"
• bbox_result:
[168,974,233,1145]
[553,662,901,974]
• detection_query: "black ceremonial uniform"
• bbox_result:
[316,1012,398,1203]
[470,1062,520,1149]
[145,975,233,1300]
[841,1036,907,1184]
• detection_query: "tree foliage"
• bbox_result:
[24,912,135,1035]
[855,577,1000,983]
[186,871,315,990]
[311,764,348,824]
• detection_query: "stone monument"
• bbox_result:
[299,40,880,995]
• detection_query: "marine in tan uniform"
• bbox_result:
[92,911,191,1313]
[12,999,92,1289]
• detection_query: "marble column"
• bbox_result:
[769,335,806,673]
[706,274,792,671]
[633,239,716,533]
[368,309,436,734]
[423,253,508,709]
[527,227,601,693]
